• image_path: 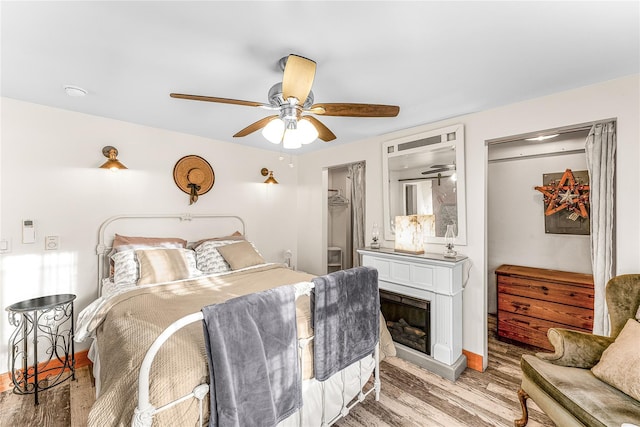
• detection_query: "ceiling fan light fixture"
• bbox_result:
[262,117,317,149]
[262,118,285,144]
[282,131,303,149]
[298,119,319,144]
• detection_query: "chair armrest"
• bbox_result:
[535,328,614,368]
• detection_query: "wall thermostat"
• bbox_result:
[22,220,36,244]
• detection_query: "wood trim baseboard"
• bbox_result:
[463,349,484,372]
[0,348,483,393]
[0,349,91,394]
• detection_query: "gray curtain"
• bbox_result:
[585,121,616,336]
[348,162,366,267]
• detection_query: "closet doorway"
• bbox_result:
[486,119,616,354]
[487,127,592,316]
[327,162,365,273]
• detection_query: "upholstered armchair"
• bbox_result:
[515,274,640,427]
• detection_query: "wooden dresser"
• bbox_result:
[496,264,594,351]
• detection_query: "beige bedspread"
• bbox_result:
[86,264,394,427]
[88,264,315,427]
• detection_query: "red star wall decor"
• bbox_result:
[534,168,590,219]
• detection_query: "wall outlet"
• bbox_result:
[45,236,59,250]
[283,249,293,268]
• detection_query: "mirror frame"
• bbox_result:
[382,123,467,245]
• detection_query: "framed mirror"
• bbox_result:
[382,124,467,245]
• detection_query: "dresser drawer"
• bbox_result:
[498,293,594,331]
[497,275,594,309]
[497,312,554,351]
[495,264,594,350]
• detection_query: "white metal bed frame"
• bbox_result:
[94,214,381,427]
[96,213,246,297]
[131,282,381,427]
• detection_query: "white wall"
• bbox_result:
[297,74,640,369]
[0,98,300,364]
[487,152,591,314]
[2,74,637,372]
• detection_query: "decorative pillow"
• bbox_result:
[112,250,140,286]
[217,241,266,270]
[194,240,239,274]
[591,318,640,401]
[112,234,187,252]
[379,313,397,358]
[136,248,201,286]
[190,231,244,249]
[112,248,200,286]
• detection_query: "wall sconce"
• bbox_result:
[261,167,278,184]
[99,146,127,170]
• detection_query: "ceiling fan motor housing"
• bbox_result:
[267,82,314,109]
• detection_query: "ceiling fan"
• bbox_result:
[421,164,456,175]
[170,54,400,149]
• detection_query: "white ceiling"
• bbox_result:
[2,1,638,154]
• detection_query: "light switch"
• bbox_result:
[0,239,10,253]
[45,236,59,250]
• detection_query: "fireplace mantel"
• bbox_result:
[359,247,468,380]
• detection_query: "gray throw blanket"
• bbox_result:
[201,285,302,427]
[312,266,380,381]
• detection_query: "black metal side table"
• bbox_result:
[6,294,76,405]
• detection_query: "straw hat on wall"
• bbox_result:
[173,155,215,204]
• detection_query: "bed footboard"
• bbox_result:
[131,283,381,427]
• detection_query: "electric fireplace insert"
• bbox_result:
[380,289,431,355]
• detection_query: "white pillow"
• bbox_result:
[112,250,139,286]
[194,240,237,274]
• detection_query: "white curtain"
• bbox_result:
[348,162,366,267]
[585,121,616,336]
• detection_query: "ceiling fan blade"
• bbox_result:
[282,54,316,103]
[421,167,455,175]
[233,115,279,137]
[303,116,336,142]
[170,93,264,108]
[309,103,399,117]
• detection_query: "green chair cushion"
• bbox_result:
[521,354,640,427]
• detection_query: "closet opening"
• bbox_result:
[326,161,365,273]
[486,119,616,356]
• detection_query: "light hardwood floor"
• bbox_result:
[0,316,553,427]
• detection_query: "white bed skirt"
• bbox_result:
[280,355,376,427]
[89,340,376,426]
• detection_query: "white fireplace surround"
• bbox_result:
[359,247,468,381]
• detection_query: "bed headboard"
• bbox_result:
[97,213,246,292]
